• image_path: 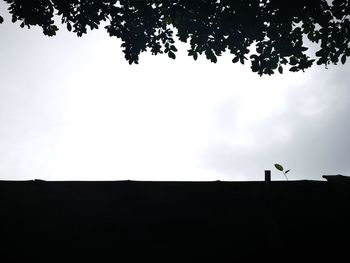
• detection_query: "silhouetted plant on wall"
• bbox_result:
[274,163,291,181]
[2,0,350,75]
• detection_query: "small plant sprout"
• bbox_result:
[274,163,291,181]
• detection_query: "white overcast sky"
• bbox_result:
[1,2,350,181]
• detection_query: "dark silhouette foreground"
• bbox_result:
[2,0,350,75]
[1,174,350,262]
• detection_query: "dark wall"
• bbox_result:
[1,178,349,262]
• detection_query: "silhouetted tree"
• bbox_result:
[1,0,350,75]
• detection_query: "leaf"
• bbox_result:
[170,45,177,52]
[281,57,288,64]
[315,49,324,57]
[289,66,299,72]
[289,56,298,65]
[341,54,346,64]
[12,15,17,23]
[346,48,350,56]
[163,17,172,25]
[168,51,176,59]
[274,163,284,171]
[278,65,283,74]
[285,169,290,174]
[0,16,3,24]
[205,50,217,63]
[239,56,245,64]
[266,69,274,75]
[232,56,239,63]
[251,61,259,72]
[67,22,72,32]
[188,50,198,60]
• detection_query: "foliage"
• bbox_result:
[2,0,350,75]
[274,163,291,181]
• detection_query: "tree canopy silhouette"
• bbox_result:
[1,0,350,75]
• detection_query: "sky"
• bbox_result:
[1,2,350,181]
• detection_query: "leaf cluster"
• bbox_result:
[2,0,350,75]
